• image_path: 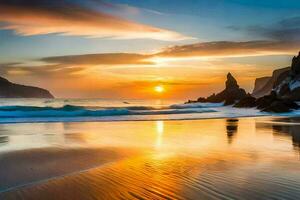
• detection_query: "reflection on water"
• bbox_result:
[273,125,300,147]
[63,133,87,144]
[270,119,300,153]
[0,136,8,146]
[0,117,300,199]
[226,119,239,144]
[256,117,300,152]
[155,121,164,149]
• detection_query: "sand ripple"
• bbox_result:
[1,152,300,200]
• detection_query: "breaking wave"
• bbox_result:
[0,104,217,118]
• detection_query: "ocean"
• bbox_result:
[0,99,300,199]
[0,98,272,123]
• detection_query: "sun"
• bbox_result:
[154,85,165,93]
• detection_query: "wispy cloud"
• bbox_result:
[1,39,296,78]
[156,40,300,58]
[40,53,153,65]
[3,43,291,80]
[0,0,188,41]
[38,40,300,68]
[228,16,300,42]
[0,52,154,79]
[0,63,84,78]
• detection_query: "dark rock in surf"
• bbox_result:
[234,95,256,108]
[262,101,295,113]
[256,91,299,113]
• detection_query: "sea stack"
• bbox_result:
[189,72,247,105]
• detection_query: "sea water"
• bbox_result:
[0,98,270,123]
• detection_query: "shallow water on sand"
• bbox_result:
[0,117,300,199]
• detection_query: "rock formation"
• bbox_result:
[235,52,300,112]
[189,73,247,105]
[274,52,300,101]
[252,76,271,97]
[291,52,300,75]
[186,52,300,113]
[255,91,299,113]
[252,67,290,98]
[233,94,256,108]
[0,76,54,98]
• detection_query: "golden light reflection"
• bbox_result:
[155,121,164,149]
[154,85,165,93]
[3,117,300,200]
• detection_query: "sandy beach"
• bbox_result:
[0,117,300,199]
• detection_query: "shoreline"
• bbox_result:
[0,116,268,125]
[0,114,294,125]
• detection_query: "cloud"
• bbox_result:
[0,53,154,78]
[0,0,188,41]
[260,17,300,41]
[228,16,300,42]
[157,16,300,58]
[156,40,300,58]
[0,52,152,82]
[40,53,153,65]
[38,40,300,68]
[0,63,85,78]
[2,40,298,77]
[15,40,299,74]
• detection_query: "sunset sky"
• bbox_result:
[1,0,300,99]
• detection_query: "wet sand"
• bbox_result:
[0,147,140,193]
[0,117,300,199]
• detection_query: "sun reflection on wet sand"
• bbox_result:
[155,121,164,149]
[1,117,300,199]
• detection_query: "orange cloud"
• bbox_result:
[0,3,188,41]
[40,53,153,65]
[1,39,299,99]
[157,40,300,58]
[0,64,84,78]
[36,40,300,69]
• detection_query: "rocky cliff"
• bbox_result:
[186,52,300,113]
[0,76,54,98]
[252,76,270,97]
[274,52,300,100]
[252,67,290,98]
[235,52,300,112]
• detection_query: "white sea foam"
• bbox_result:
[0,98,298,123]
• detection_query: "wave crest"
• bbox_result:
[0,104,217,118]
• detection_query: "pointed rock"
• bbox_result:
[226,72,239,89]
[291,51,300,75]
[190,72,247,105]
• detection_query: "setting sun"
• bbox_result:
[154,85,165,93]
